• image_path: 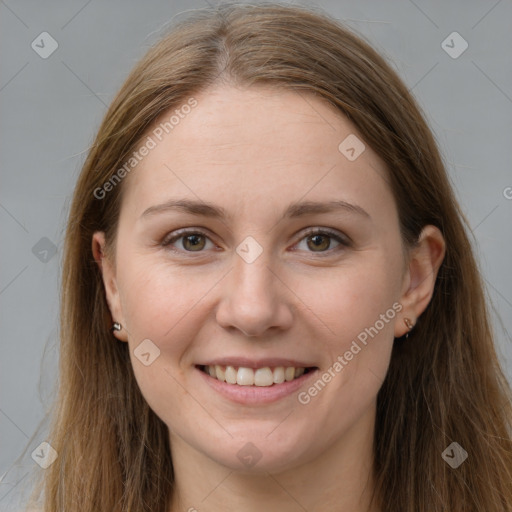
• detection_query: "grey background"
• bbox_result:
[1,0,511,508]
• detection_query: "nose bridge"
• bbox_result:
[232,239,277,309]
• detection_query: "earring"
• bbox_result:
[111,322,122,333]
[404,317,414,339]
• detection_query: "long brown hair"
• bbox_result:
[27,3,511,510]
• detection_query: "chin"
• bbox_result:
[201,430,316,474]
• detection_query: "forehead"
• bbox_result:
[119,84,394,221]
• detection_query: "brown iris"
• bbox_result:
[307,233,331,252]
[182,234,206,251]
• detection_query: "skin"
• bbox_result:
[93,84,445,512]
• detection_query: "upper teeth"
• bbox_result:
[204,365,306,386]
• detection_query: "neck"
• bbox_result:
[168,403,380,512]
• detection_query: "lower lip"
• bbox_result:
[196,366,319,405]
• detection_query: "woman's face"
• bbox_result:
[95,84,411,473]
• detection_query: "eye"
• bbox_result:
[161,229,215,253]
[293,228,349,255]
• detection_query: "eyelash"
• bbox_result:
[161,227,350,257]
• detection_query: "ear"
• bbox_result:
[395,225,446,338]
[92,231,128,342]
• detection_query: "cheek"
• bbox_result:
[118,255,209,339]
[294,256,402,347]
[115,257,208,425]
[291,253,401,406]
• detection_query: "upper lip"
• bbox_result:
[196,357,317,368]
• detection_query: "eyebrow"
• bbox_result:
[141,198,371,221]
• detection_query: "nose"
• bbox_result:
[215,248,294,338]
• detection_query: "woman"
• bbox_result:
[29,3,512,511]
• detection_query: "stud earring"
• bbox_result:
[404,317,414,339]
[111,322,122,333]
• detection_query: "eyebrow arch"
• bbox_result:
[140,198,371,221]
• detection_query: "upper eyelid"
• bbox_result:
[161,227,215,246]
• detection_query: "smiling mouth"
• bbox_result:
[197,365,317,387]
